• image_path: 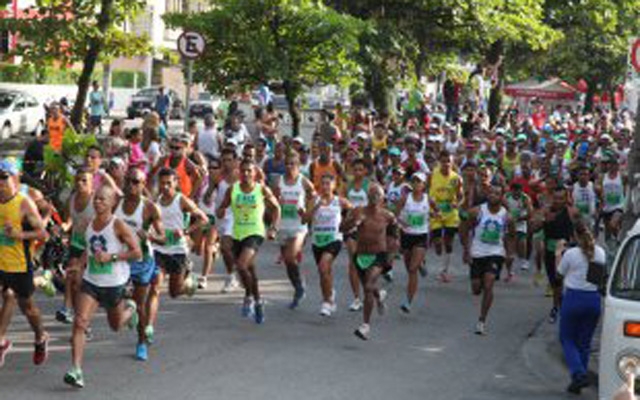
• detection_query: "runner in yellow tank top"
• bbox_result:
[0,159,50,367]
[429,151,463,282]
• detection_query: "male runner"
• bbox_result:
[462,185,513,335]
[429,151,463,282]
[217,159,281,324]
[342,183,398,340]
[216,148,240,292]
[571,165,597,232]
[0,159,49,367]
[504,182,533,276]
[115,168,165,361]
[275,153,315,309]
[196,159,221,289]
[598,157,626,250]
[154,168,207,299]
[302,174,352,316]
[64,186,141,388]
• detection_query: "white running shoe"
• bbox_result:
[475,321,486,335]
[520,260,530,271]
[197,276,208,289]
[377,289,387,316]
[221,274,239,293]
[354,323,370,340]
[348,298,363,312]
[319,302,333,317]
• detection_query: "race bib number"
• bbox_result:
[314,232,335,247]
[407,214,425,228]
[282,204,298,220]
[606,192,621,205]
[576,203,589,215]
[165,230,183,246]
[88,256,113,275]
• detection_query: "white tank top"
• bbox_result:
[312,196,342,247]
[157,193,188,255]
[602,173,624,212]
[216,177,233,222]
[572,182,596,218]
[386,182,406,212]
[279,175,307,233]
[70,193,94,234]
[471,204,508,258]
[199,181,218,217]
[84,217,129,287]
[115,198,149,260]
[347,180,369,208]
[400,192,430,235]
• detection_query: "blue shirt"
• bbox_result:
[155,94,171,115]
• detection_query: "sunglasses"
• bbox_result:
[127,178,143,184]
[0,173,10,181]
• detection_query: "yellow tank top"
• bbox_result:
[429,167,460,213]
[502,153,520,178]
[372,135,388,152]
[0,193,28,272]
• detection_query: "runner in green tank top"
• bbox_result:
[217,159,281,324]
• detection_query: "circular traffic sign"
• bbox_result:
[177,31,206,60]
[631,38,640,73]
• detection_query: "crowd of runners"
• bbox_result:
[0,97,636,389]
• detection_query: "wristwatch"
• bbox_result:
[111,254,118,262]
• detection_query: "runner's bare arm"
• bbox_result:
[262,185,281,231]
[147,156,167,191]
[186,159,204,200]
[460,206,480,260]
[145,200,166,245]
[216,187,232,219]
[341,207,362,233]
[17,197,47,241]
[181,196,207,235]
[112,218,142,262]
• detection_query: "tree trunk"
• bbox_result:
[70,0,114,130]
[486,40,503,128]
[283,80,300,137]
[365,68,390,116]
[583,81,597,114]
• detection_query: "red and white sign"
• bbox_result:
[631,38,640,73]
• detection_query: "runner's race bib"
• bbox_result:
[480,227,500,244]
[282,204,298,220]
[438,202,453,213]
[314,232,335,247]
[88,256,113,275]
[407,213,425,228]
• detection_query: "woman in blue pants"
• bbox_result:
[557,221,605,394]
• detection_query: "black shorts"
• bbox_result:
[232,235,264,258]
[544,251,562,288]
[430,228,458,240]
[154,252,191,275]
[81,280,126,309]
[400,233,429,251]
[0,270,35,299]
[353,252,390,281]
[312,241,342,264]
[470,256,504,280]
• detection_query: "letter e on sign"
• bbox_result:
[178,31,205,60]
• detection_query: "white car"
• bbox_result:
[599,222,640,399]
[189,92,221,119]
[0,89,46,139]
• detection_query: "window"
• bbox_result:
[166,0,182,13]
[611,236,640,301]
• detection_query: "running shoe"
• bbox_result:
[548,307,558,324]
[348,298,363,312]
[33,335,49,365]
[289,285,306,310]
[56,307,73,324]
[126,300,138,330]
[197,276,208,290]
[354,323,370,341]
[254,301,265,324]
[221,274,239,293]
[0,339,12,367]
[566,373,589,394]
[40,270,56,297]
[241,297,255,318]
[400,302,411,314]
[135,343,148,362]
[319,302,333,317]
[64,367,85,389]
[377,289,387,316]
[475,321,486,335]
[145,325,155,345]
[185,273,198,297]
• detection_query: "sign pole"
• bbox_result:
[184,59,194,132]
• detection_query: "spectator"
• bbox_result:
[197,114,222,159]
[88,80,106,135]
[155,86,171,127]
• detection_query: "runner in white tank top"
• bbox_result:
[599,158,626,244]
[275,153,315,309]
[216,149,241,293]
[65,186,142,389]
[195,160,222,290]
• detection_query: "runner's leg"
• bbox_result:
[71,293,99,369]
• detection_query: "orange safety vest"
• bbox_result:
[47,116,65,152]
[165,156,193,197]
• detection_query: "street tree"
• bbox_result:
[165,0,363,136]
[0,0,150,129]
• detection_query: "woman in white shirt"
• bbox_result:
[557,220,604,395]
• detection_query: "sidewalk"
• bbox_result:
[523,314,600,399]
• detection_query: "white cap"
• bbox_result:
[293,137,304,144]
[412,171,427,182]
[226,137,239,147]
[356,131,369,140]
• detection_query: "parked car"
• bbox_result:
[126,87,184,120]
[189,92,221,119]
[0,89,46,139]
[599,222,640,400]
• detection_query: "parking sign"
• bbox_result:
[177,31,205,60]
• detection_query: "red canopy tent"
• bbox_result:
[504,78,578,101]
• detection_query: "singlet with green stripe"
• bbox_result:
[347,179,369,208]
[231,182,266,240]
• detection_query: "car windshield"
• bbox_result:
[136,89,158,98]
[198,93,212,101]
[0,93,16,109]
[611,236,640,301]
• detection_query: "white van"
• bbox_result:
[599,223,640,399]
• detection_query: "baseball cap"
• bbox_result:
[293,137,304,144]
[0,158,19,176]
[412,172,427,182]
[226,137,239,147]
[389,147,401,157]
[175,133,192,144]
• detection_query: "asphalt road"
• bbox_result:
[0,240,597,400]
